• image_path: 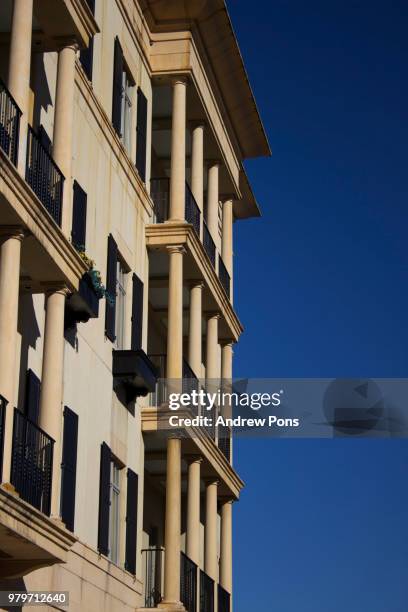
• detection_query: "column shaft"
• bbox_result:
[53,43,77,235]
[207,163,220,239]
[206,314,219,382]
[0,230,24,481]
[162,437,182,606]
[169,80,187,221]
[188,283,203,377]
[222,199,233,274]
[167,248,184,380]
[204,480,218,580]
[7,0,34,172]
[39,288,67,517]
[191,124,204,212]
[220,501,233,593]
[186,458,201,564]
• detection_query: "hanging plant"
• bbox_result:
[77,249,115,305]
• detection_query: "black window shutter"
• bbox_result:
[125,468,138,574]
[131,273,144,350]
[112,37,123,136]
[80,37,94,81]
[24,369,41,424]
[98,442,111,556]
[72,181,87,251]
[105,234,117,342]
[135,88,148,182]
[60,406,78,532]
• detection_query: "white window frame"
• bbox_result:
[115,259,127,350]
[121,70,133,154]
[109,461,121,565]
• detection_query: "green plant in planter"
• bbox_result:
[77,250,116,305]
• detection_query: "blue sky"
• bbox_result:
[228,1,408,610]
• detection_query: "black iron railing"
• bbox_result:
[26,126,64,226]
[218,255,230,298]
[148,354,167,407]
[151,177,170,223]
[217,425,231,462]
[203,220,216,268]
[0,78,21,166]
[182,359,200,403]
[218,585,231,612]
[10,409,54,515]
[181,552,197,612]
[0,395,7,482]
[142,547,164,608]
[185,183,201,238]
[11,408,54,515]
[200,570,214,612]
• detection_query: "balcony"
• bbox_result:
[185,183,201,238]
[112,349,158,402]
[141,549,198,612]
[218,256,230,299]
[202,220,216,268]
[181,552,198,612]
[218,585,231,612]
[200,570,214,612]
[0,78,21,167]
[65,271,101,327]
[10,409,54,516]
[26,126,64,226]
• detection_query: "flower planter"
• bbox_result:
[112,349,158,402]
[65,273,100,326]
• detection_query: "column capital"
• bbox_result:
[220,194,235,204]
[204,477,219,487]
[218,495,235,506]
[171,75,188,87]
[188,279,205,290]
[185,454,203,465]
[205,311,221,321]
[189,119,206,130]
[166,245,186,256]
[0,225,26,241]
[41,282,71,297]
[220,339,234,348]
[53,36,79,53]
[206,158,222,169]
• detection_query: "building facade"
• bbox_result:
[0,0,269,610]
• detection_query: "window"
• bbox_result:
[121,72,133,154]
[112,37,134,155]
[109,460,121,565]
[136,88,148,182]
[72,181,87,251]
[115,259,127,349]
[79,0,95,80]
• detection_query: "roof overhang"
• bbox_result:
[140,0,271,161]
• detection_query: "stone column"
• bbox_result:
[206,313,220,383]
[0,228,24,482]
[191,123,204,238]
[169,79,187,222]
[53,42,78,235]
[221,341,233,420]
[160,437,183,609]
[206,162,220,240]
[222,199,233,274]
[39,285,69,517]
[167,246,184,380]
[188,282,204,377]
[204,479,218,580]
[220,500,233,594]
[186,456,202,564]
[7,0,34,172]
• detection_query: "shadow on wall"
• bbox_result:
[17,294,41,412]
[0,577,26,612]
[31,52,53,131]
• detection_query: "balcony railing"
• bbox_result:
[151,177,170,223]
[203,220,216,268]
[218,256,230,298]
[200,570,214,612]
[26,126,64,226]
[181,552,198,612]
[217,425,231,462]
[0,78,21,166]
[10,409,54,515]
[185,183,201,238]
[142,547,164,608]
[218,585,231,612]
[0,395,7,481]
